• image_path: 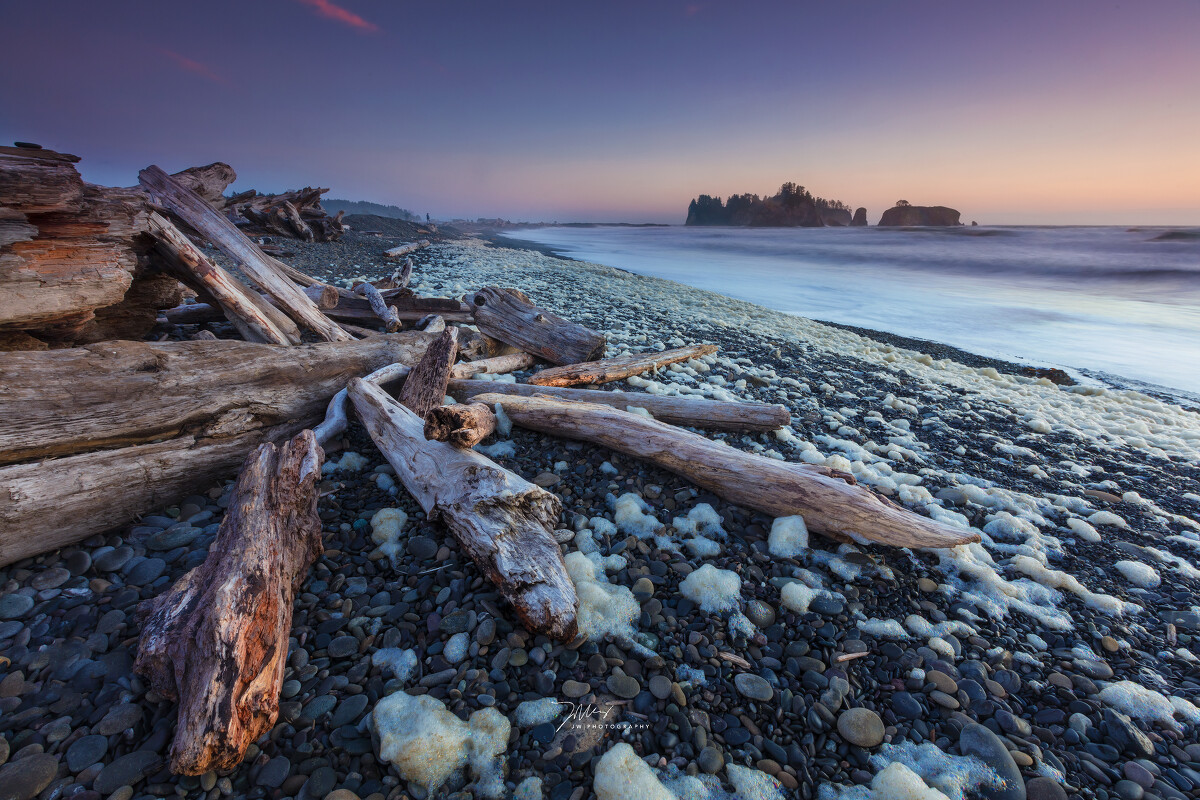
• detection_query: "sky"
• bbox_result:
[1,1,1198,224]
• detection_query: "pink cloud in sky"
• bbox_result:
[294,0,380,33]
[158,48,228,84]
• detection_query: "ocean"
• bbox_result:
[499,225,1200,399]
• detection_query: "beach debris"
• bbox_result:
[449,378,792,432]
[230,185,345,242]
[424,403,497,448]
[468,286,606,365]
[0,336,431,567]
[383,239,431,258]
[348,378,579,639]
[528,342,718,387]
[134,430,324,774]
[449,351,537,378]
[397,326,459,419]
[321,290,474,326]
[313,362,413,446]
[469,393,980,549]
[352,280,403,331]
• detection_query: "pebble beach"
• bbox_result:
[2,231,1199,800]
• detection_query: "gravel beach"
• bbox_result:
[2,231,1199,800]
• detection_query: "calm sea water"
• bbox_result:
[500,225,1200,398]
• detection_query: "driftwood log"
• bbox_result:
[398,327,458,418]
[529,343,718,387]
[449,351,536,378]
[232,186,343,242]
[301,283,341,309]
[135,431,324,774]
[349,379,578,639]
[383,240,429,258]
[313,363,411,446]
[352,282,401,332]
[470,393,979,550]
[139,165,352,342]
[468,287,605,365]
[424,404,496,448]
[322,293,473,326]
[448,380,790,432]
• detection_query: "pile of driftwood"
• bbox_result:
[0,144,979,776]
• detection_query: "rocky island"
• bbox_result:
[685,183,853,227]
[877,201,963,227]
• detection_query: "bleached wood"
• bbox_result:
[449,351,536,378]
[384,240,430,258]
[135,431,323,774]
[313,363,411,446]
[448,380,790,432]
[529,344,717,387]
[468,286,605,365]
[353,282,402,331]
[349,379,578,639]
[470,393,979,550]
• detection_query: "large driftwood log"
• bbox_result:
[471,394,978,550]
[135,431,323,774]
[168,162,237,206]
[449,351,536,378]
[322,293,473,326]
[146,212,297,345]
[398,327,458,418]
[448,380,790,432]
[139,165,352,342]
[0,335,434,467]
[383,240,430,258]
[352,282,401,332]
[424,404,496,448]
[469,287,605,365]
[349,379,578,639]
[301,283,340,309]
[529,344,718,387]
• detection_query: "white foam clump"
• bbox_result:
[781,581,818,614]
[679,564,741,613]
[564,551,639,641]
[1088,510,1129,529]
[673,503,725,538]
[372,691,510,797]
[593,743,675,800]
[372,648,417,681]
[1114,560,1161,588]
[726,763,786,800]
[1066,517,1101,542]
[858,618,909,638]
[1098,680,1200,730]
[514,776,543,800]
[820,741,1001,800]
[1009,555,1136,616]
[627,405,655,420]
[369,508,408,565]
[676,664,708,685]
[323,450,369,473]
[768,515,809,557]
[614,493,662,537]
[475,440,516,458]
[493,403,513,437]
[514,697,563,726]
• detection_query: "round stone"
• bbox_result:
[95,704,142,735]
[327,636,358,658]
[607,674,640,699]
[324,791,361,800]
[836,708,884,748]
[508,648,528,667]
[67,735,108,772]
[926,670,957,694]
[407,536,438,560]
[930,690,959,709]
[126,557,166,585]
[330,694,369,728]
[649,675,672,700]
[93,545,133,572]
[958,724,1023,800]
[1026,777,1069,800]
[0,752,59,799]
[1113,780,1144,800]
[0,594,33,620]
[697,746,724,774]
[744,600,776,629]
[632,577,655,599]
[256,755,291,788]
[734,673,774,702]
[303,766,336,799]
[917,578,938,592]
[30,567,70,590]
[94,750,162,794]
[562,680,590,698]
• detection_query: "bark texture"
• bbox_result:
[397,327,458,419]
[424,403,497,448]
[468,287,605,365]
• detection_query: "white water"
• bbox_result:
[500,225,1200,397]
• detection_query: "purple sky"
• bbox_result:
[2,1,1198,224]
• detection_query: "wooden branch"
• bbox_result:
[0,335,434,468]
[529,344,718,387]
[469,394,979,550]
[447,380,790,432]
[449,351,536,379]
[146,212,296,346]
[424,403,496,448]
[135,430,323,774]
[468,287,605,365]
[322,293,473,326]
[384,240,430,258]
[353,282,402,332]
[313,363,411,446]
[395,257,413,289]
[348,379,578,639]
[398,327,458,419]
[139,165,352,342]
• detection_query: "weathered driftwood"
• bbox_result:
[322,293,473,326]
[469,287,605,365]
[272,257,319,287]
[168,162,237,206]
[231,186,343,241]
[398,327,459,419]
[529,343,718,387]
[301,283,340,310]
[353,282,402,332]
[470,394,979,550]
[447,380,791,432]
[0,335,434,467]
[139,165,352,342]
[449,351,536,379]
[415,314,445,333]
[146,212,297,346]
[135,431,324,774]
[424,404,496,448]
[162,302,223,325]
[313,363,411,446]
[383,240,430,258]
[349,379,578,639]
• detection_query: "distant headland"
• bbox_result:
[685,184,962,227]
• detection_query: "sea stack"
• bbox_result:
[851,207,868,226]
[877,203,962,226]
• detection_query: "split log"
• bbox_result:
[353,282,401,332]
[384,240,430,258]
[424,404,496,448]
[468,286,604,365]
[139,165,352,342]
[348,379,578,639]
[469,394,979,550]
[398,327,458,418]
[146,212,296,345]
[447,380,790,432]
[449,351,536,379]
[230,186,342,241]
[529,343,718,387]
[0,335,434,467]
[135,430,323,774]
